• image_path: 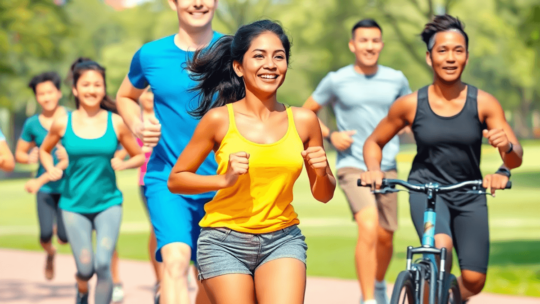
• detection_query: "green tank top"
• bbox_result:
[60,111,122,213]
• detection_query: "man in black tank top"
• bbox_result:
[359,15,523,302]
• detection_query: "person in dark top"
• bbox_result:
[359,14,523,302]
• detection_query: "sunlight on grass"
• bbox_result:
[1,142,539,296]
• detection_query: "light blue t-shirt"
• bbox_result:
[20,114,64,193]
[128,32,223,200]
[0,128,5,141]
[313,65,411,171]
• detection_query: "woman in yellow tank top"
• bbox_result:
[167,20,336,304]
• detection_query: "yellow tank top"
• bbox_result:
[199,103,304,233]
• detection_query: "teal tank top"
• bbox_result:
[60,111,123,213]
[20,110,70,193]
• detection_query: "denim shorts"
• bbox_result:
[197,225,307,280]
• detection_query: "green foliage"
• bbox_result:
[0,0,539,136]
[0,0,70,111]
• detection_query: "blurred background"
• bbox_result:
[0,0,539,300]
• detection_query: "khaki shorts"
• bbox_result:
[337,167,398,232]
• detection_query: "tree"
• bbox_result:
[0,0,71,141]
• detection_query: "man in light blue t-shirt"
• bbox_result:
[116,1,221,303]
[0,128,15,172]
[303,19,411,304]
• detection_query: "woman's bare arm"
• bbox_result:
[479,91,523,169]
[294,107,335,203]
[39,116,67,180]
[168,108,229,194]
[113,114,145,170]
[361,93,416,187]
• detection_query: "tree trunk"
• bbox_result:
[513,88,532,138]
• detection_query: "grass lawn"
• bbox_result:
[1,143,539,297]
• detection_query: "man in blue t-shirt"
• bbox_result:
[303,19,411,304]
[116,1,221,303]
[0,128,15,172]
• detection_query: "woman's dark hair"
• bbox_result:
[421,14,468,52]
[187,20,291,118]
[351,19,382,37]
[68,57,117,113]
[28,72,61,94]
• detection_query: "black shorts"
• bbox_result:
[409,192,489,274]
[37,191,68,243]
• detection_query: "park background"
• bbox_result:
[0,0,539,299]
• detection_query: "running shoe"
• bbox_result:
[44,252,55,280]
[375,280,389,304]
[112,283,124,303]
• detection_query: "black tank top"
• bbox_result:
[408,85,486,204]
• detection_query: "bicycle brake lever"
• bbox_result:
[372,188,400,194]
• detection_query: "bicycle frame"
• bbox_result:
[404,183,449,304]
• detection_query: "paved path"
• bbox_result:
[1,249,538,303]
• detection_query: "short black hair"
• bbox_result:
[351,19,382,36]
[28,72,61,94]
[421,14,468,51]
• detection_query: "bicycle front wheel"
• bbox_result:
[443,274,462,304]
[390,271,417,304]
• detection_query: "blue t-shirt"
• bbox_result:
[0,128,5,141]
[313,65,411,171]
[128,33,223,200]
[20,114,64,193]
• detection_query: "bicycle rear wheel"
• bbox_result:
[390,271,417,304]
[443,274,462,304]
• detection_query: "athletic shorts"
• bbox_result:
[197,225,307,280]
[144,182,211,263]
[336,167,398,231]
[409,192,489,274]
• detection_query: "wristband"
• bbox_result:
[495,167,511,178]
[324,131,334,142]
[505,142,513,154]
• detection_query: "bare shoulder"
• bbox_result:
[390,91,418,124]
[51,115,68,133]
[290,106,320,143]
[200,106,229,127]
[290,106,318,124]
[477,89,501,107]
[111,112,129,133]
[394,91,418,108]
[45,114,69,138]
[111,112,126,126]
[477,89,503,121]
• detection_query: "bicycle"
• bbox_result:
[357,178,511,304]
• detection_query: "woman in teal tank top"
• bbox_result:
[40,58,144,304]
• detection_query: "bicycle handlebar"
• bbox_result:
[357,178,512,193]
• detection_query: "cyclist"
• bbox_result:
[167,20,336,304]
[360,15,523,302]
[0,127,15,172]
[303,19,411,304]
